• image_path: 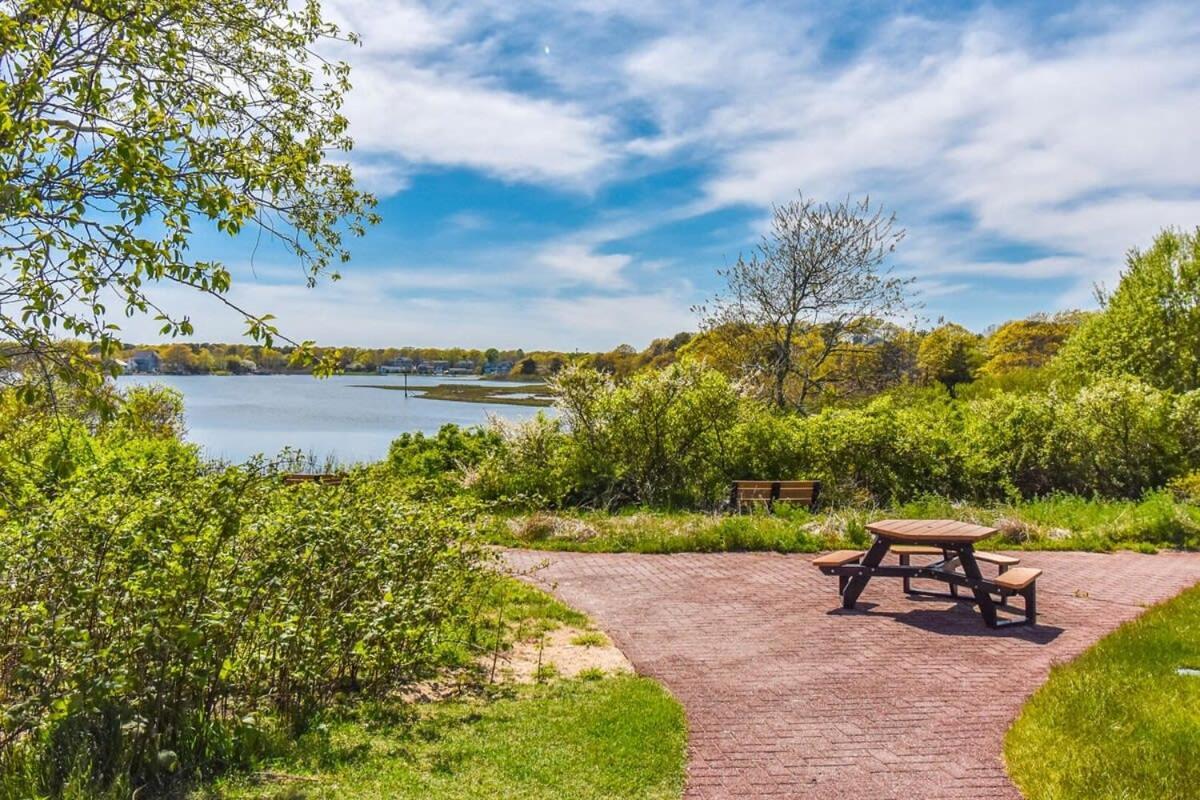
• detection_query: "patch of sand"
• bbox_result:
[488,626,633,683]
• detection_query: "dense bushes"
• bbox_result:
[0,413,487,797]
[387,424,502,481]
[469,363,741,508]
[392,368,1200,509]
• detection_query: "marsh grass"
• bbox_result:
[486,493,1200,554]
[353,383,554,407]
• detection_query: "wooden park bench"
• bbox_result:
[730,480,821,512]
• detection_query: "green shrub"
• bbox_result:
[1062,377,1184,497]
[475,364,741,508]
[386,424,502,480]
[0,434,488,796]
[793,392,970,504]
[111,385,187,441]
[470,413,574,507]
[961,387,1073,498]
[402,368,1200,511]
[559,362,741,506]
[1172,390,1200,468]
[1168,471,1200,504]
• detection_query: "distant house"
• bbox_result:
[126,350,161,373]
[483,360,514,375]
[446,359,477,376]
[414,359,453,375]
[379,356,415,374]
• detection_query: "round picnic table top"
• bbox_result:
[866,518,999,544]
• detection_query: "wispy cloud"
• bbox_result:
[120,270,695,350]
[175,1,1200,348]
[654,4,1200,298]
[535,242,632,289]
[343,63,615,186]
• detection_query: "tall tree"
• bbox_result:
[1,0,377,402]
[696,195,908,409]
[917,323,983,394]
[1057,228,1200,392]
[981,313,1082,376]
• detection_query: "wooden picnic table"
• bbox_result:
[814,519,1041,628]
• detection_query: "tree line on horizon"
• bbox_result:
[105,309,1080,390]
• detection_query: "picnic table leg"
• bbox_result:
[841,537,891,609]
[956,546,998,628]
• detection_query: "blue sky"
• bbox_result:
[136,0,1200,350]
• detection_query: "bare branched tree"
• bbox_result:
[696,195,909,410]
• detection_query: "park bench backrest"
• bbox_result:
[731,480,821,511]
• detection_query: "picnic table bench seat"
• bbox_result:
[891,544,1020,570]
[891,545,1021,601]
[994,567,1042,590]
[811,550,864,568]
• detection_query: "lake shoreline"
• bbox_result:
[116,374,553,462]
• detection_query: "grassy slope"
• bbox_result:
[206,677,685,800]
[486,493,1200,555]
[1005,584,1200,800]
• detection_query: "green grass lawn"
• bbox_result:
[485,492,1200,555]
[188,577,686,800]
[199,676,685,800]
[1005,583,1200,800]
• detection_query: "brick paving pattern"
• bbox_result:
[503,549,1200,799]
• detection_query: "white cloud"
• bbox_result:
[344,64,615,186]
[535,242,632,288]
[130,2,1200,346]
[666,4,1200,306]
[444,211,490,231]
[114,270,695,351]
[319,1,619,192]
[343,159,411,196]
[325,0,459,55]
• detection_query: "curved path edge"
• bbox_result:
[503,548,1200,800]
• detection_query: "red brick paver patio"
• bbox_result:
[503,549,1200,799]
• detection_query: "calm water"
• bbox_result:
[117,374,551,464]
